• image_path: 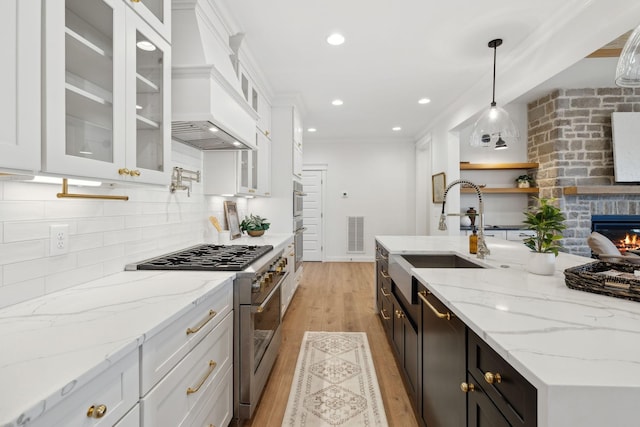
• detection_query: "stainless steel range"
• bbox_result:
[126,243,287,423]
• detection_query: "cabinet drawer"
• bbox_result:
[31,350,139,427]
[467,330,537,427]
[506,230,536,241]
[140,279,232,394]
[115,404,140,427]
[187,365,233,427]
[141,311,233,427]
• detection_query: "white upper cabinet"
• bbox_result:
[0,0,41,173]
[125,0,170,42]
[238,64,272,139]
[256,131,271,196]
[293,107,303,148]
[203,130,271,197]
[43,0,170,184]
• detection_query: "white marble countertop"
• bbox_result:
[376,235,640,427]
[0,233,293,427]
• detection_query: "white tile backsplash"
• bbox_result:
[0,144,243,309]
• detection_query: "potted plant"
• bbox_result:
[240,214,271,237]
[522,197,566,275]
[515,174,534,188]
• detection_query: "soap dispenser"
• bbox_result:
[469,227,478,254]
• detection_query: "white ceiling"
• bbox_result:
[218,0,637,143]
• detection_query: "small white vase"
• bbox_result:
[526,252,556,275]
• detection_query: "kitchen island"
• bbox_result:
[0,233,292,427]
[376,235,640,427]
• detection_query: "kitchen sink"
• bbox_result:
[401,254,486,269]
[389,253,487,305]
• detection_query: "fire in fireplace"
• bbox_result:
[591,215,640,254]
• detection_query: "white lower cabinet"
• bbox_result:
[30,350,139,427]
[281,241,296,316]
[140,312,233,427]
[114,404,140,427]
[139,279,232,393]
[187,365,233,427]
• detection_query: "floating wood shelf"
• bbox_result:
[461,187,539,194]
[563,186,640,195]
[460,162,539,170]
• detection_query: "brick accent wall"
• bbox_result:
[527,88,640,256]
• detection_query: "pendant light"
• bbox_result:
[616,26,640,87]
[470,39,519,149]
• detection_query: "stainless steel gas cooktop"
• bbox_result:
[125,244,274,271]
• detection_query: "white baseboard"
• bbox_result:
[321,255,374,262]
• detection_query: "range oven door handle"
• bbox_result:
[253,272,288,313]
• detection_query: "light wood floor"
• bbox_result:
[244,262,419,427]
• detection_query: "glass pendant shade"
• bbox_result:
[469,104,519,148]
[616,25,640,87]
[470,38,519,149]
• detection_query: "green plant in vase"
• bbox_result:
[522,197,566,275]
[240,214,270,237]
[515,174,534,188]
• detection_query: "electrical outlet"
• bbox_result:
[50,224,69,256]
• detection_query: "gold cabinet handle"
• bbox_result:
[460,382,475,393]
[380,309,391,320]
[118,168,130,176]
[87,404,107,418]
[484,371,502,384]
[418,290,451,320]
[186,309,217,335]
[129,169,141,177]
[395,309,405,319]
[380,270,391,279]
[130,0,140,2]
[186,360,217,394]
[380,287,391,297]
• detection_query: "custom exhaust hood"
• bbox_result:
[171,0,258,150]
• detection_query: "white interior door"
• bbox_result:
[302,169,324,261]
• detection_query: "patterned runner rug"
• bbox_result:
[282,331,388,426]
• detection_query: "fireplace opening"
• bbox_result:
[591,215,640,254]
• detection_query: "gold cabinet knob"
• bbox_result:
[87,404,107,418]
[118,168,130,176]
[460,382,475,393]
[129,169,141,177]
[484,371,502,384]
[395,309,405,319]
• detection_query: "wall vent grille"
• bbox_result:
[347,216,365,253]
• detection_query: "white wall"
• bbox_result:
[0,142,248,309]
[303,140,416,261]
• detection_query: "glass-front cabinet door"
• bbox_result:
[43,0,169,184]
[125,0,170,42]
[126,10,170,184]
[44,0,126,180]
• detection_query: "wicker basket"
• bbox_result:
[564,261,640,302]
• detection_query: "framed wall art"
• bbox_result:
[432,172,446,203]
[223,201,242,240]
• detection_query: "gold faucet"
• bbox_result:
[438,179,490,259]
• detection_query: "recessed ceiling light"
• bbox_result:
[307,128,317,132]
[392,127,402,131]
[209,126,219,132]
[136,40,156,51]
[418,98,431,104]
[232,141,242,146]
[326,33,345,46]
[332,99,344,106]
